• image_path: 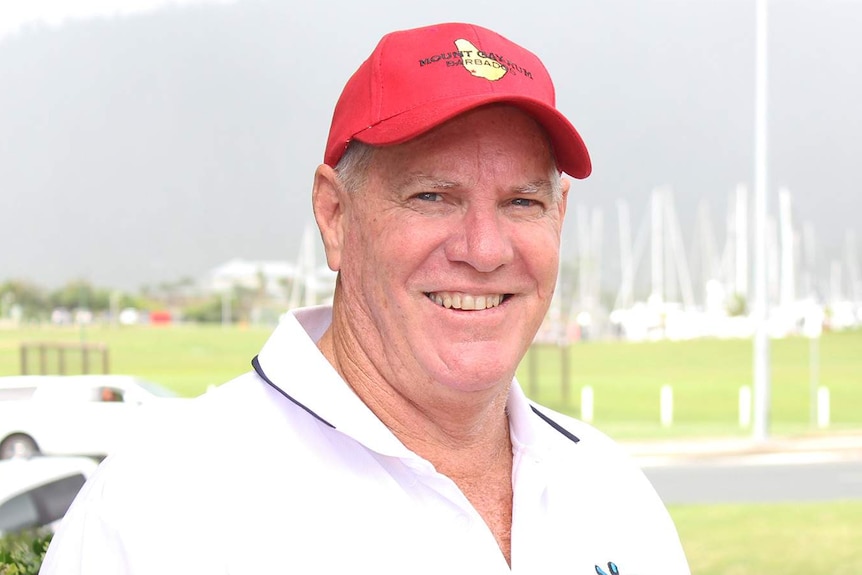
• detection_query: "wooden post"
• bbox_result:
[560,343,570,403]
[528,346,538,398]
[39,344,47,375]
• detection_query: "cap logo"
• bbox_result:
[453,39,506,81]
[417,38,533,82]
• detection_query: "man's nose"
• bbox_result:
[444,205,514,272]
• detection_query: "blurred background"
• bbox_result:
[1,0,860,320]
[1,1,861,573]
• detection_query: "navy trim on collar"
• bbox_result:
[530,405,581,444]
[253,355,578,444]
[251,355,335,429]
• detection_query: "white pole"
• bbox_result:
[753,0,772,441]
[802,222,816,298]
[804,306,824,426]
[846,230,862,302]
[581,386,594,423]
[817,387,830,428]
[577,205,591,309]
[735,184,749,298]
[739,385,752,428]
[665,191,696,310]
[616,200,634,310]
[831,260,843,302]
[590,208,604,310]
[660,385,673,427]
[810,335,820,425]
[778,188,795,308]
[651,188,665,306]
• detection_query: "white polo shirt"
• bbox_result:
[41,306,690,575]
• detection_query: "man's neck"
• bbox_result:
[316,323,512,457]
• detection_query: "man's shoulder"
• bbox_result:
[102,371,284,467]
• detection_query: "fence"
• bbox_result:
[19,342,110,375]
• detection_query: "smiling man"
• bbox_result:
[41,23,690,575]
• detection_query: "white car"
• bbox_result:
[0,456,98,536]
[0,375,192,460]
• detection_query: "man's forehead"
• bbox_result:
[367,105,558,168]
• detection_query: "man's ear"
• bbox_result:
[312,164,346,272]
[558,176,570,220]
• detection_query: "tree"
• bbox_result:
[0,280,48,321]
[48,280,111,312]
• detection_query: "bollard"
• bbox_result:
[739,385,752,428]
[817,387,830,429]
[581,386,594,423]
[660,385,673,427]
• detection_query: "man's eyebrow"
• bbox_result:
[397,174,458,189]
[512,179,555,195]
[407,174,458,189]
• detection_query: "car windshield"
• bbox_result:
[133,379,179,398]
[0,387,36,401]
[0,473,87,534]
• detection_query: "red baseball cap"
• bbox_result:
[324,22,592,179]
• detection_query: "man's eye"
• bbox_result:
[512,198,539,208]
[415,192,442,202]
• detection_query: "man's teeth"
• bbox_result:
[428,292,504,310]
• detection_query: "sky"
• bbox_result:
[0,0,234,40]
[1,0,860,302]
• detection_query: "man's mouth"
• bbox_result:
[425,292,508,310]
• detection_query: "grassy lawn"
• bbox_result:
[671,500,862,574]
[0,323,272,397]
[517,329,862,439]
[1,323,860,436]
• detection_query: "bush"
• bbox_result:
[0,530,52,575]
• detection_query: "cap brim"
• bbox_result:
[352,94,592,179]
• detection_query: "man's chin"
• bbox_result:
[427,350,519,391]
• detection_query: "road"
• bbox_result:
[643,454,862,504]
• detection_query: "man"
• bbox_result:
[41,23,690,574]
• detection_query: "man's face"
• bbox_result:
[330,105,569,395]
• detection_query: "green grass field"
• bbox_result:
[0,323,272,397]
[1,322,860,572]
[1,323,860,438]
[517,330,862,439]
[670,500,862,574]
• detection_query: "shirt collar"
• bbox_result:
[255,306,410,457]
[507,377,551,461]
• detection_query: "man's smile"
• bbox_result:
[425,291,509,310]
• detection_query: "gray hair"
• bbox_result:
[333,138,564,201]
[334,141,376,194]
